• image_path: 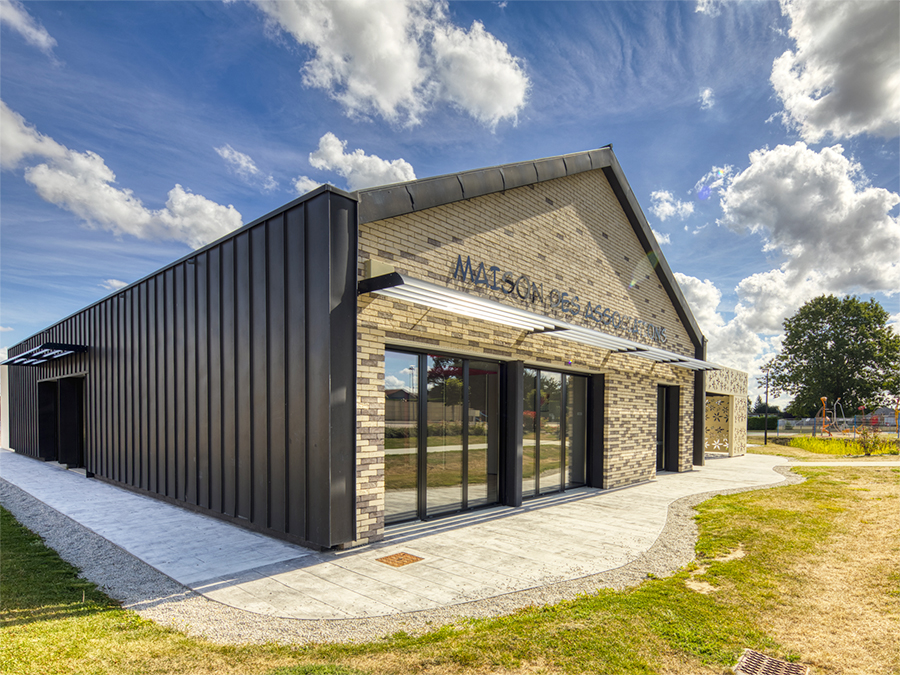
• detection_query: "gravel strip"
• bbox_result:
[0,467,803,645]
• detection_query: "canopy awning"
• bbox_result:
[358,273,718,371]
[1,343,88,367]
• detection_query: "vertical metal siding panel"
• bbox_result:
[138,283,148,489]
[88,306,97,471]
[110,297,119,481]
[267,215,287,534]
[235,232,252,520]
[305,194,332,546]
[197,252,210,509]
[165,269,177,497]
[186,260,198,505]
[130,289,140,486]
[251,224,269,526]
[327,194,357,544]
[285,205,306,538]
[221,239,237,516]
[175,264,186,501]
[208,247,223,513]
[104,298,112,478]
[148,277,159,494]
[123,291,133,485]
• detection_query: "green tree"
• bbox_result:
[770,295,900,417]
[751,395,781,416]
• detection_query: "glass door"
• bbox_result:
[385,349,501,524]
[523,368,588,498]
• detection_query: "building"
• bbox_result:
[3,146,729,550]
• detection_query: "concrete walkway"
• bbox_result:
[2,448,886,621]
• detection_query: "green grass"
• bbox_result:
[3,467,898,674]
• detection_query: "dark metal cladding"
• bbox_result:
[587,373,605,488]
[563,152,592,175]
[500,360,524,507]
[499,162,538,190]
[459,168,505,199]
[357,185,413,224]
[406,176,464,211]
[4,188,359,551]
[533,157,567,182]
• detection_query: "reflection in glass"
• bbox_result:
[539,371,563,493]
[426,355,464,516]
[566,374,587,487]
[384,351,418,524]
[468,361,500,508]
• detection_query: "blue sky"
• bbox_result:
[1,0,898,404]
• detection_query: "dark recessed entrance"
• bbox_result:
[37,376,85,467]
[656,385,680,472]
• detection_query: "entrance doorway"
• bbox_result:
[522,368,588,498]
[656,385,680,472]
[37,377,84,467]
[384,350,501,524]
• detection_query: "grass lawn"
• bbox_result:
[2,465,898,675]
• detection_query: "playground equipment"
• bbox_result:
[814,396,866,436]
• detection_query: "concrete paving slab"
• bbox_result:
[1,448,799,620]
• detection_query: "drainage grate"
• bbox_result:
[376,552,423,567]
[733,649,808,675]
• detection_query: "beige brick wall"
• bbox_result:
[349,169,699,546]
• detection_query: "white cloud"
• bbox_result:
[693,165,734,202]
[0,0,57,54]
[719,142,900,293]
[699,87,715,110]
[0,326,13,332]
[215,144,277,191]
[651,228,671,245]
[1,100,242,249]
[246,0,528,127]
[772,0,900,142]
[293,175,322,196]
[649,190,694,221]
[309,132,416,191]
[100,279,128,291]
[694,0,732,17]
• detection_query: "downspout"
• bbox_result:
[693,336,707,466]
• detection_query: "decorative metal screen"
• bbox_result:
[705,395,730,452]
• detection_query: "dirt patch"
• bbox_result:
[686,545,746,594]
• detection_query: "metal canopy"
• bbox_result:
[1,343,88,367]
[358,273,718,371]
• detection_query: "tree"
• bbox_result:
[770,295,900,417]
[751,395,781,416]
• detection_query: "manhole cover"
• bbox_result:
[734,649,808,675]
[376,552,423,567]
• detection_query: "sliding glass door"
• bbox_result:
[385,350,501,524]
[523,368,588,499]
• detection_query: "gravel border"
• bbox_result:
[0,466,803,645]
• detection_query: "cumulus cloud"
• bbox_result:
[100,279,128,291]
[650,190,694,221]
[293,175,322,196]
[246,0,529,127]
[309,132,415,191]
[649,190,694,221]
[772,0,900,142]
[651,229,671,245]
[215,144,277,191]
[719,142,900,293]
[0,326,13,332]
[699,87,715,110]
[1,100,242,249]
[0,0,56,54]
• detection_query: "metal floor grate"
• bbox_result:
[376,552,423,567]
[734,649,808,675]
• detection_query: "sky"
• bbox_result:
[1,0,898,406]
